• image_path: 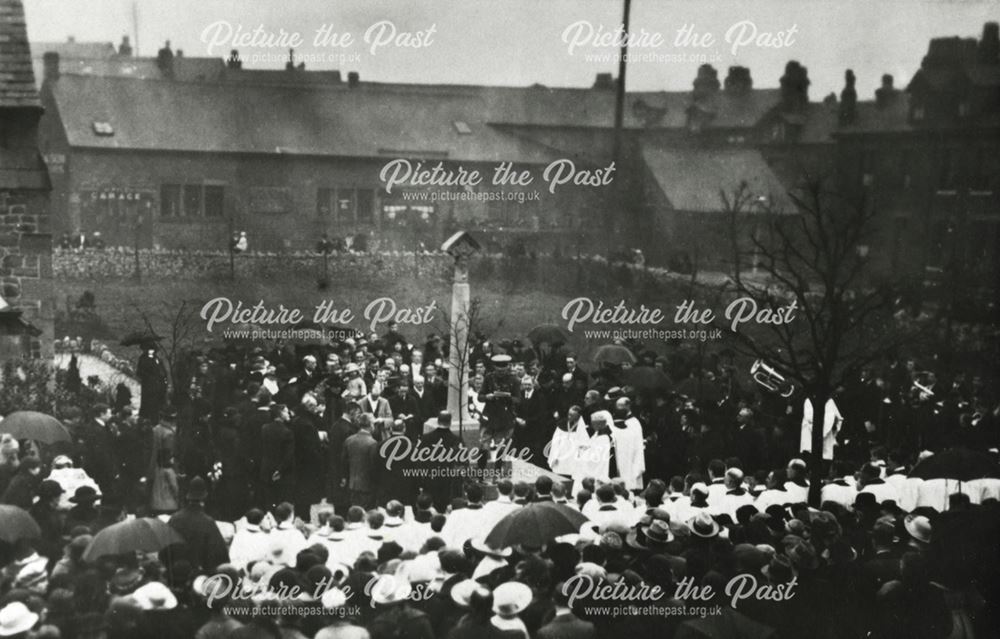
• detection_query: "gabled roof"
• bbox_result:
[641,145,795,214]
[47,75,563,164]
[0,0,40,108]
[470,86,783,130]
[41,55,226,83]
[31,39,117,60]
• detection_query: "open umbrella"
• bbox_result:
[675,377,725,402]
[593,344,637,366]
[527,323,569,345]
[909,448,1000,482]
[621,366,672,392]
[83,517,185,561]
[0,505,41,543]
[485,501,590,549]
[120,331,162,347]
[0,411,71,444]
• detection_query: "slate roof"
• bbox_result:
[641,145,796,214]
[47,75,564,164]
[0,0,40,108]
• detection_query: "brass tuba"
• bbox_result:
[751,359,795,397]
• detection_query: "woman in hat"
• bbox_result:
[0,602,38,638]
[489,581,532,639]
[29,478,64,560]
[446,582,502,639]
[367,575,433,639]
[1,456,43,509]
[64,485,101,534]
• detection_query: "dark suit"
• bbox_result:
[77,419,118,495]
[425,378,448,412]
[412,389,438,429]
[538,611,596,639]
[327,416,355,512]
[290,412,326,517]
[390,392,423,441]
[342,430,379,509]
[417,426,463,512]
[515,389,549,462]
[167,505,229,572]
[259,420,294,509]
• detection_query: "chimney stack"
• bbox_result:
[692,64,720,101]
[724,66,752,94]
[593,73,615,90]
[348,71,360,87]
[118,35,132,57]
[42,51,60,82]
[875,74,898,108]
[779,61,810,112]
[979,22,999,65]
[227,50,242,69]
[839,70,857,124]
[156,40,175,78]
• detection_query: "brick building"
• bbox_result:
[0,0,52,359]
[32,24,1000,278]
[834,23,1000,288]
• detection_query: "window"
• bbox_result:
[183,185,203,218]
[92,121,114,136]
[356,189,374,223]
[161,183,225,218]
[161,184,181,217]
[204,185,225,217]
[317,188,375,226]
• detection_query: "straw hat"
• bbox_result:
[132,581,178,611]
[492,581,532,616]
[370,575,412,606]
[0,602,38,637]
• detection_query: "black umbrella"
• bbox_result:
[121,331,162,347]
[909,448,1000,482]
[84,517,185,561]
[593,344,637,366]
[0,411,71,444]
[485,501,590,549]
[621,366,672,392]
[527,323,569,345]
[0,505,41,543]
[675,377,725,402]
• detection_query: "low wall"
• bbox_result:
[53,248,697,297]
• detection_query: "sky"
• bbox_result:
[23,0,999,98]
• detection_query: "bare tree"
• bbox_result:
[436,297,504,440]
[718,176,927,504]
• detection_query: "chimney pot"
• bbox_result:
[43,51,60,82]
[839,69,857,124]
[875,73,898,108]
[724,66,753,94]
[692,64,720,100]
[593,73,615,90]
[779,61,810,112]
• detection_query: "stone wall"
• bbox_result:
[0,189,54,359]
[52,247,694,302]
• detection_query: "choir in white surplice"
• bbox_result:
[548,405,648,497]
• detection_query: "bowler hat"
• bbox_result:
[70,485,100,504]
[186,477,209,501]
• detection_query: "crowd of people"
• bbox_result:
[0,324,997,638]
